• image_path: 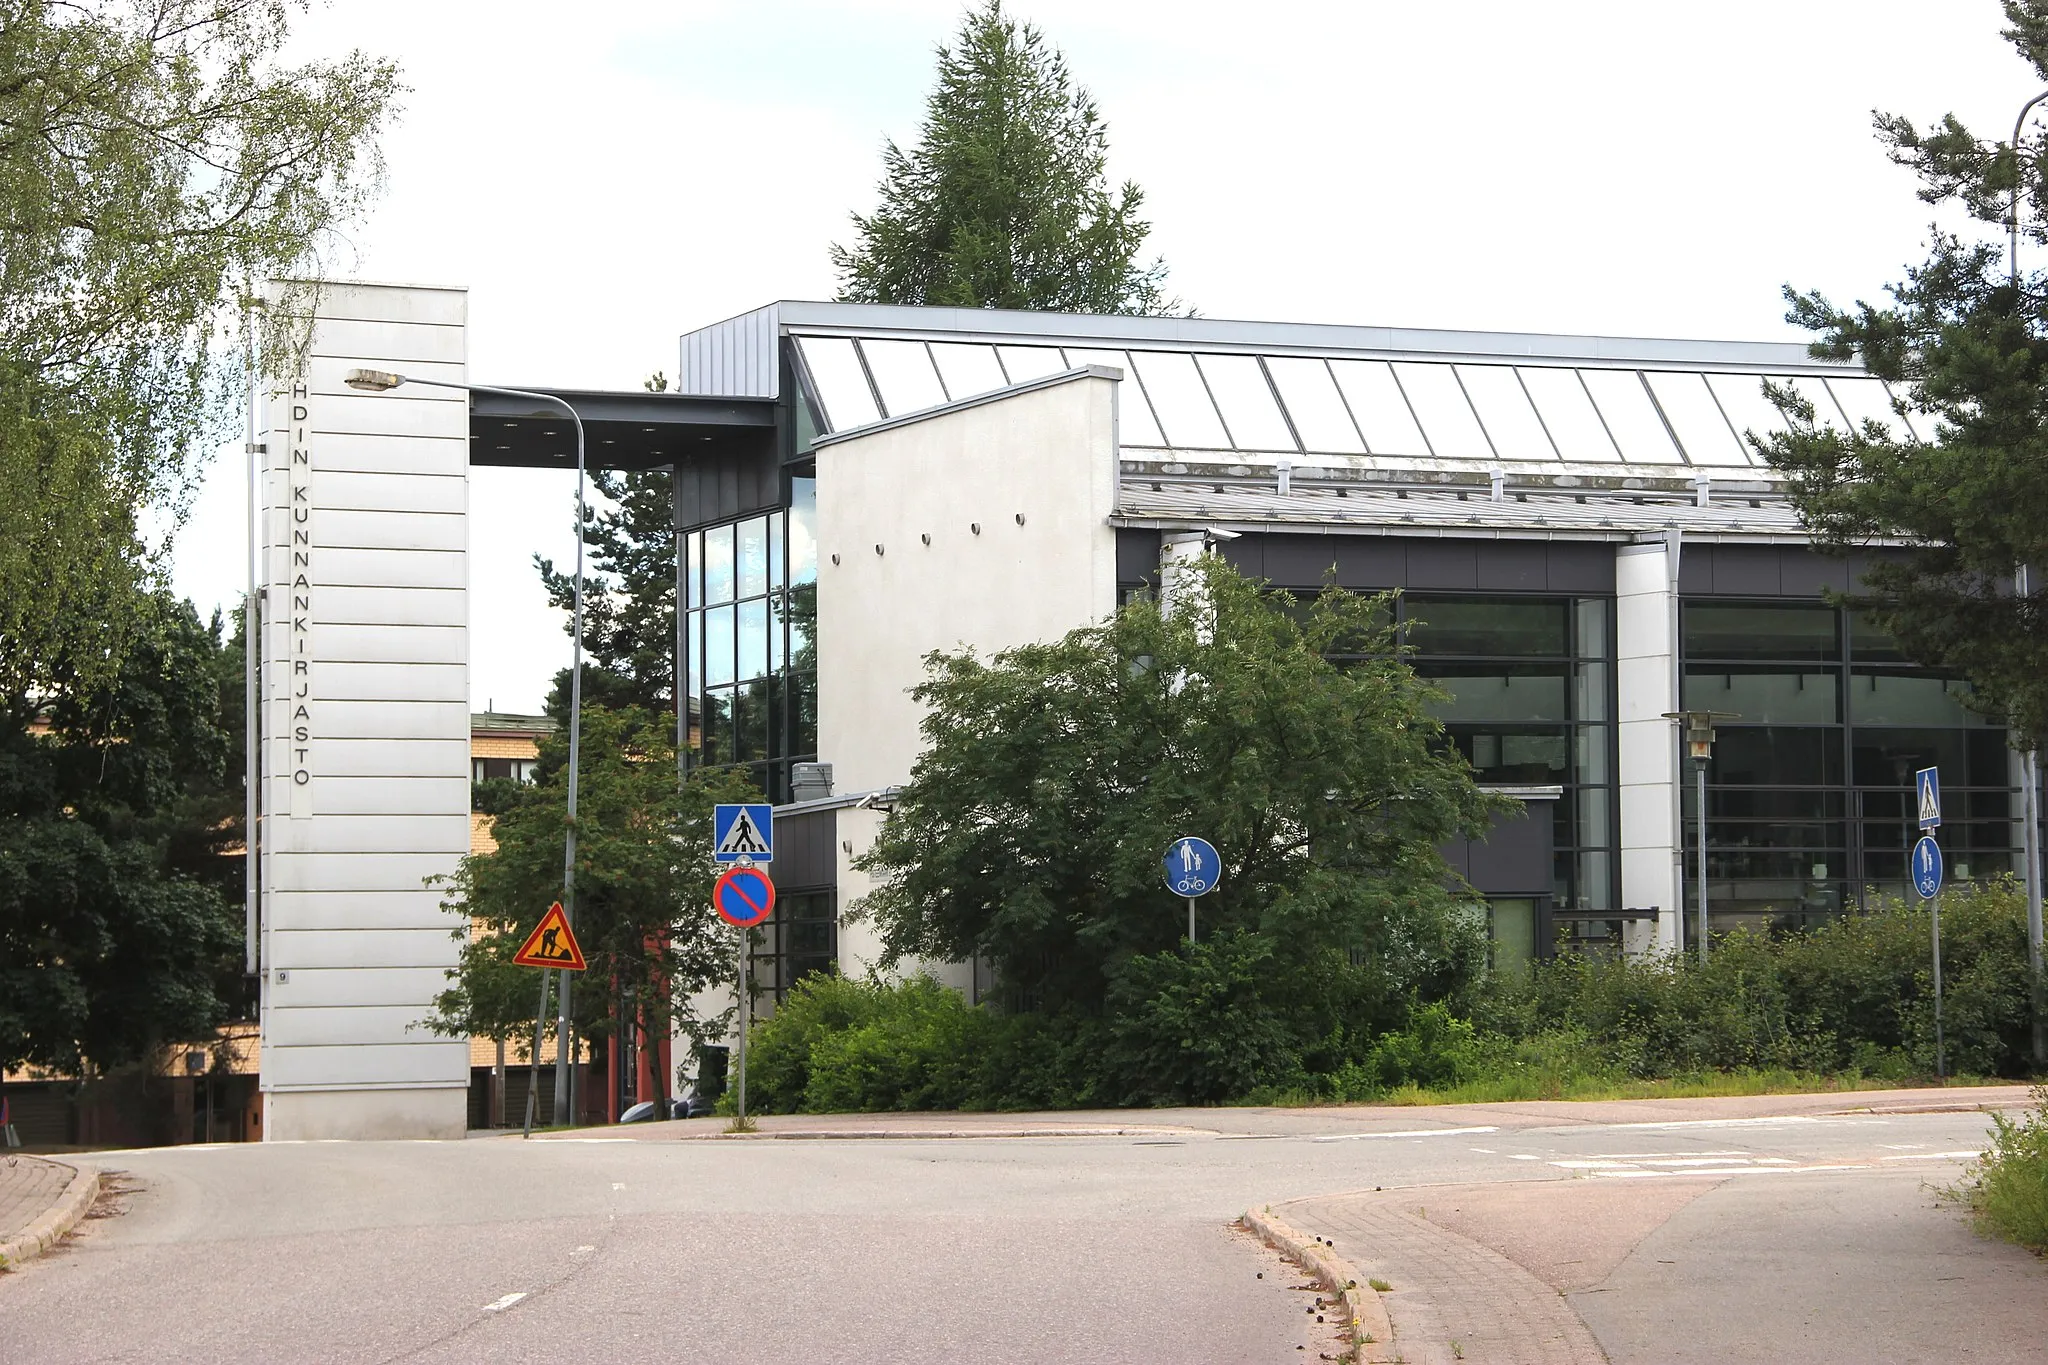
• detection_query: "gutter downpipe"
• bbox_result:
[1666,527,1685,958]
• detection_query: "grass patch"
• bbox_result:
[1954,1085,2048,1252]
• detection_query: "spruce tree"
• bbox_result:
[830,0,1177,314]
[1760,0,2048,746]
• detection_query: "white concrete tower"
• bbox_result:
[257,281,473,1140]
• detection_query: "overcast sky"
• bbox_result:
[170,0,2038,713]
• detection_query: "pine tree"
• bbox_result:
[1761,1,2048,747]
[830,0,1177,315]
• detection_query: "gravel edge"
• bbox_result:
[1242,1203,1397,1364]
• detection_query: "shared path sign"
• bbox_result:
[1913,835,1944,900]
[1163,837,1223,897]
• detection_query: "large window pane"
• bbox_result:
[997,345,1067,381]
[734,680,770,762]
[1704,373,1793,450]
[1521,367,1621,462]
[1064,348,1163,445]
[1197,354,1296,450]
[1265,357,1365,453]
[794,336,879,431]
[1684,602,1839,661]
[704,604,735,687]
[702,688,734,766]
[1773,376,1850,435]
[1574,598,1610,659]
[1684,667,1839,724]
[1406,597,1568,656]
[1449,726,1571,782]
[1392,362,1491,460]
[860,339,946,417]
[1575,725,1611,785]
[1131,351,1228,448]
[1646,371,1749,466]
[1419,667,1569,723]
[791,670,818,756]
[769,594,787,672]
[1330,360,1429,456]
[929,342,1008,401]
[685,531,703,609]
[789,478,818,585]
[737,599,769,682]
[1850,611,1907,663]
[1580,369,1680,462]
[1457,364,1554,461]
[768,510,785,589]
[685,612,702,706]
[704,524,735,605]
[737,516,769,599]
[1574,661,1611,722]
[1850,671,1986,727]
[1825,377,1915,443]
[1711,727,1844,786]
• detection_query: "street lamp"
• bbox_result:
[2007,91,2048,1069]
[346,368,587,1127]
[1664,709,1738,963]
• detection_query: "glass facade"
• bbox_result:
[747,890,838,1005]
[1399,595,1618,915]
[1680,600,2015,936]
[679,476,818,802]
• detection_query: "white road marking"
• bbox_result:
[572,1246,595,1256]
[1312,1125,1501,1142]
[540,1137,635,1144]
[612,1182,626,1190]
[482,1293,527,1313]
[1880,1150,1982,1161]
[1508,1153,1540,1161]
[1469,1147,1496,1154]
[1584,1151,1750,1159]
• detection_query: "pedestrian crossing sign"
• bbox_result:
[512,902,586,971]
[1916,766,1941,830]
[713,803,774,864]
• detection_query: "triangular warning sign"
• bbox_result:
[512,902,586,971]
[716,807,770,858]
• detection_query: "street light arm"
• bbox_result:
[2012,89,2048,294]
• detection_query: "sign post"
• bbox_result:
[1163,837,1223,943]
[1915,765,1945,1080]
[511,902,587,1137]
[713,861,776,1126]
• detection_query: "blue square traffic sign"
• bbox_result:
[713,803,773,863]
[1915,767,1941,830]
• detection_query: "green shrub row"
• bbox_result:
[1957,1086,2048,1252]
[741,881,2042,1114]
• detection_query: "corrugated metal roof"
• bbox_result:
[1113,481,1807,540]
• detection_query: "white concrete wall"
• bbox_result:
[815,372,1121,982]
[1616,537,1683,954]
[259,281,472,1140]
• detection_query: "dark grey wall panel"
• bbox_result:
[1115,528,1160,585]
[1442,801,1553,896]
[1779,551,1852,599]
[1680,545,1912,602]
[1329,537,1407,588]
[773,809,837,891]
[672,433,782,530]
[1546,543,1616,594]
[1708,546,1782,596]
[1479,541,1548,591]
[1263,534,1340,585]
[1406,540,1479,590]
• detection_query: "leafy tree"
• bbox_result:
[0,591,245,1077]
[1759,0,2048,746]
[426,706,759,1107]
[0,0,401,704]
[831,0,1176,314]
[854,560,1510,1036]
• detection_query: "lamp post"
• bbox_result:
[1665,710,1738,963]
[346,369,587,1127]
[2008,91,2048,1068]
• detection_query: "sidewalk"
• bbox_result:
[1280,1169,2048,1364]
[0,1154,99,1269]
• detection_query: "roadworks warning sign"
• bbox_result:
[512,902,587,971]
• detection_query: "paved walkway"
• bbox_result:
[0,1155,74,1242]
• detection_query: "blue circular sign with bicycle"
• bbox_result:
[1911,835,1943,900]
[1163,837,1222,897]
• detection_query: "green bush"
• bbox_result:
[1958,1086,2048,1252]
[744,972,997,1114]
[1098,932,1307,1105]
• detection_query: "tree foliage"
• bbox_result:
[0,591,245,1076]
[0,0,401,702]
[855,560,1510,1035]
[425,707,759,1103]
[1759,0,2048,746]
[830,0,1176,314]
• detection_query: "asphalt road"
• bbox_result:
[2,1093,2038,1364]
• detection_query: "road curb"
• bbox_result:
[1241,1204,1396,1363]
[0,1160,100,1272]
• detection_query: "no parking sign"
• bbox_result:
[714,864,776,927]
